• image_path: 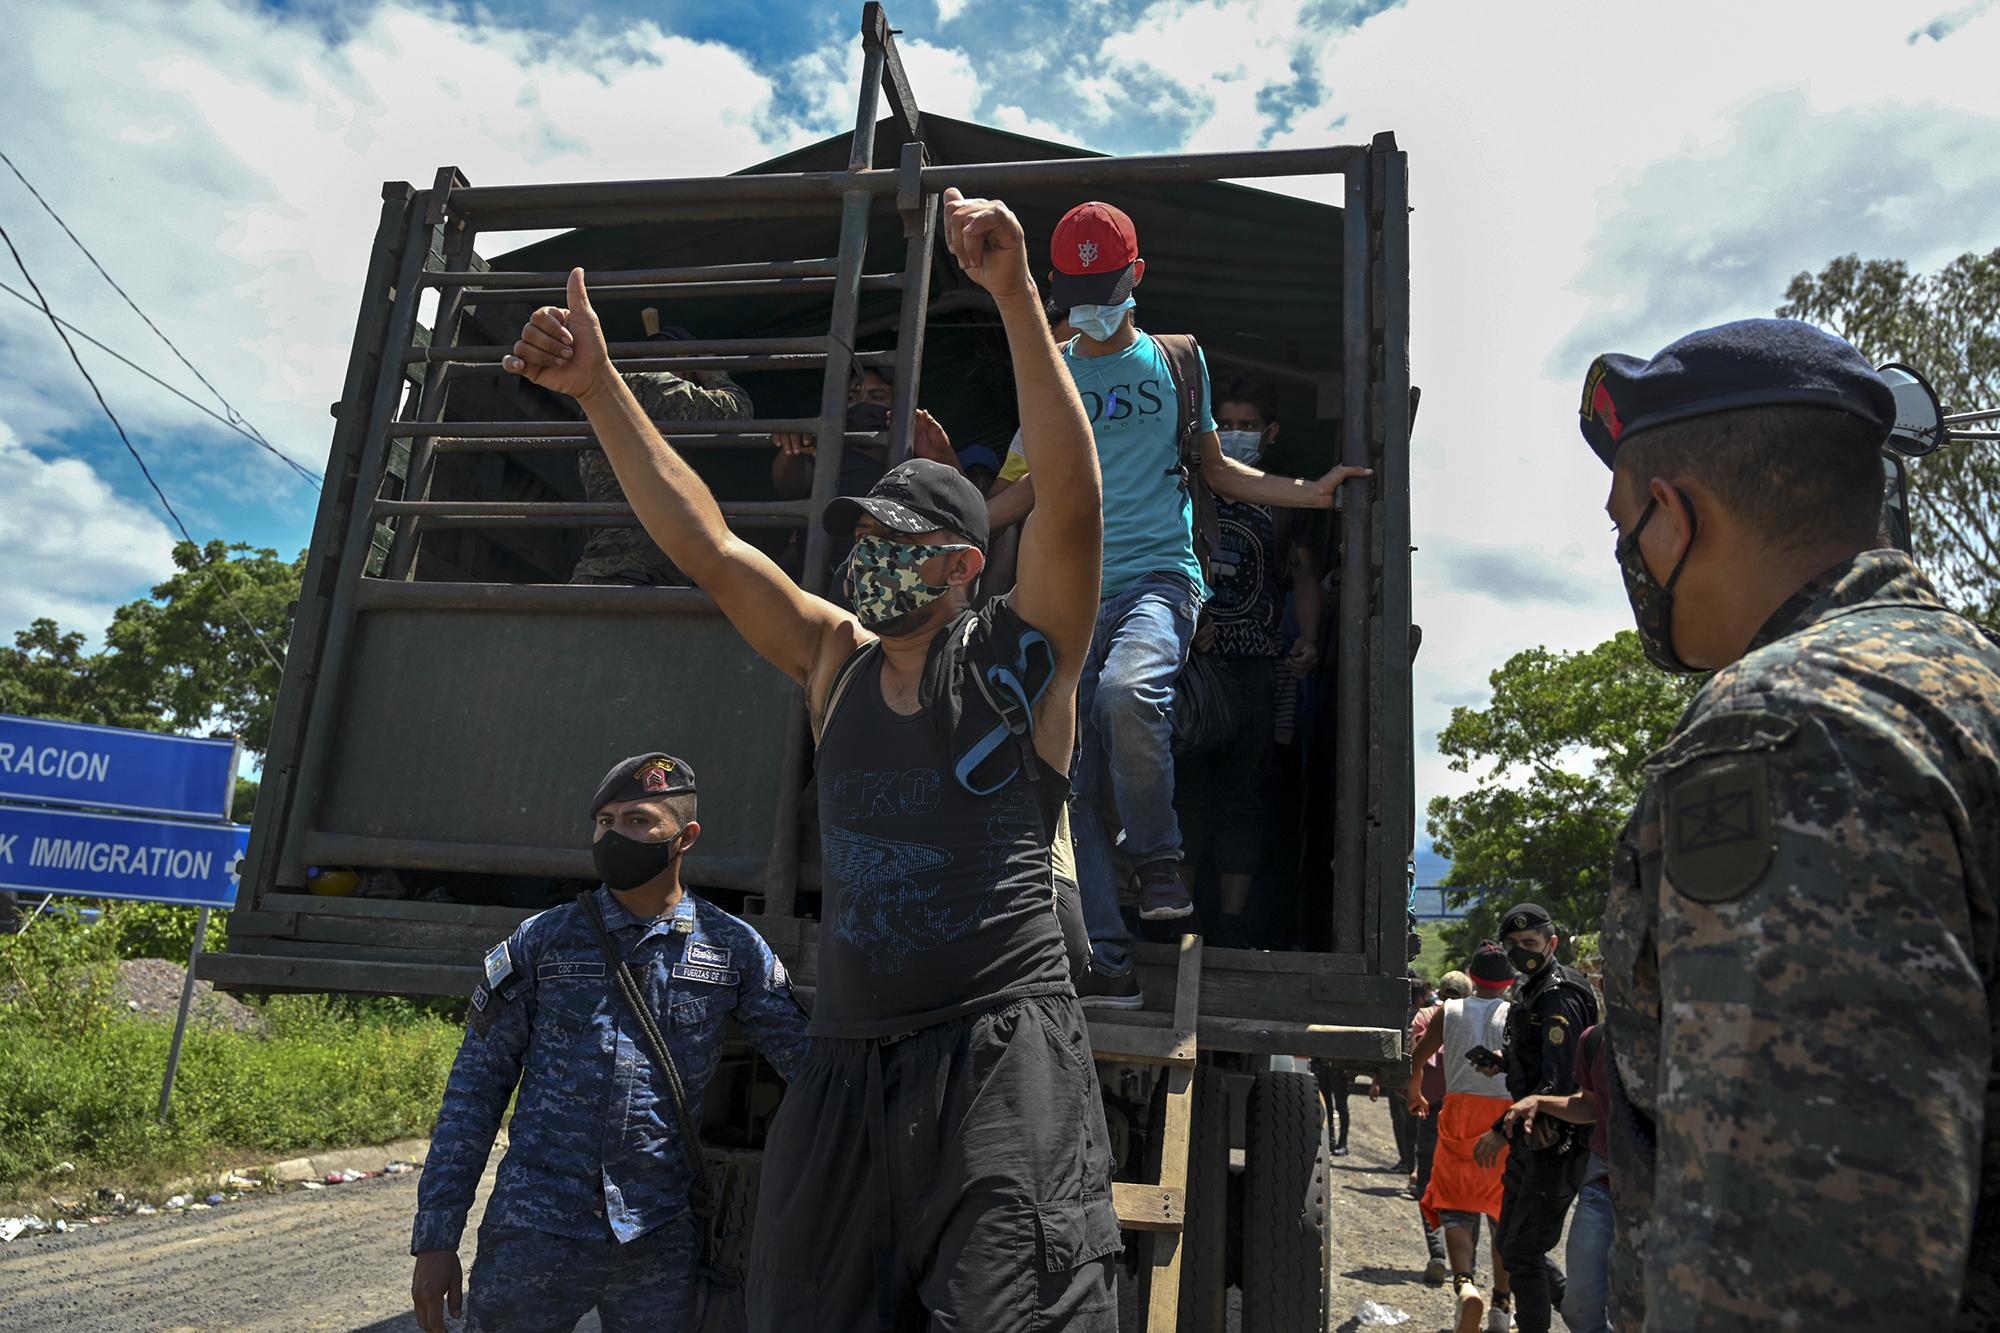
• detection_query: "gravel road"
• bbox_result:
[0,1087,1494,1332]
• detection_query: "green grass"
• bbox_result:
[0,906,462,1205]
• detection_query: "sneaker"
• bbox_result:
[1075,963,1144,1010]
[1486,1292,1514,1332]
[1423,1258,1449,1285]
[1452,1277,1485,1333]
[1332,1141,1349,1157]
[1134,860,1193,921]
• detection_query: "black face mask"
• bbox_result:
[845,401,891,434]
[1616,495,1701,674]
[593,828,685,892]
[1507,941,1549,977]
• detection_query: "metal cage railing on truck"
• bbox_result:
[208,2,1412,1042]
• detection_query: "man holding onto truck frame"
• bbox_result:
[410,753,810,1333]
[501,186,1115,1330]
[1580,319,2000,1331]
[989,201,1369,1009]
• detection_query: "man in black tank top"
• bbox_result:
[503,190,1113,1331]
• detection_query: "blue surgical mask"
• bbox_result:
[1068,297,1135,342]
[1218,429,1265,463]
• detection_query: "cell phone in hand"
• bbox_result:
[1465,1045,1502,1069]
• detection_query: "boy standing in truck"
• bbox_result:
[991,202,1369,1007]
[501,186,1116,1331]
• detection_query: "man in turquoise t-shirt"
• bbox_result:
[1002,201,1370,1007]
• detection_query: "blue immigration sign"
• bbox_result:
[0,712,239,820]
[0,804,248,909]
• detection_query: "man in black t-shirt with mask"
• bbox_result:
[503,187,1111,1332]
[1472,902,1599,1333]
[1172,371,1321,949]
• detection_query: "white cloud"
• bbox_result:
[0,0,826,635]
[0,420,177,637]
[1082,0,2000,812]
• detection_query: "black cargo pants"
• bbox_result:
[748,993,1121,1332]
[1496,1138,1587,1333]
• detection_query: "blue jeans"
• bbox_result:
[1564,1172,1614,1333]
[1071,572,1201,973]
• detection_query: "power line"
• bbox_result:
[0,219,285,673]
[0,276,320,488]
[0,147,289,472]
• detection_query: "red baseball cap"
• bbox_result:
[1050,201,1139,308]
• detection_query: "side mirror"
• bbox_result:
[1878,363,1944,458]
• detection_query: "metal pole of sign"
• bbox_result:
[15,892,56,936]
[158,906,211,1124]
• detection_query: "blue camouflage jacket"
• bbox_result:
[412,888,810,1254]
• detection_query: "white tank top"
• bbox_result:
[1442,995,1512,1098]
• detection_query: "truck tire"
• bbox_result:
[1176,1066,1230,1333]
[1241,1070,1331,1333]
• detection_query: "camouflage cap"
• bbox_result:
[590,753,697,817]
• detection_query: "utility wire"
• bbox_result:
[0,219,285,673]
[0,277,320,488]
[0,146,293,474]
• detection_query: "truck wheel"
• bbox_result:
[1176,1066,1230,1333]
[1240,1071,1331,1333]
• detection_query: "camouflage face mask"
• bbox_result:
[1616,495,1700,674]
[843,533,972,629]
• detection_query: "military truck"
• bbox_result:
[200,7,1416,1328]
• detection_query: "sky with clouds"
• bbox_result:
[2,0,1997,823]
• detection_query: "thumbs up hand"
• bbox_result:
[503,267,612,404]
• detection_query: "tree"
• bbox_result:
[0,619,159,729]
[1425,631,1698,959]
[0,541,303,754]
[1778,250,2000,623]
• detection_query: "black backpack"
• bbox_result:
[1151,332,1221,578]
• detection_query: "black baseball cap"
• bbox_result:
[822,458,990,551]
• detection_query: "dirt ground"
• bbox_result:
[0,1085,1507,1332]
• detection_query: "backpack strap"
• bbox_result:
[1151,333,1221,574]
[812,639,881,746]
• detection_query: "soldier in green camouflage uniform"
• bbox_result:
[1579,319,1999,1332]
[572,369,751,585]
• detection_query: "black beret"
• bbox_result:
[590,753,696,817]
[1579,318,1895,468]
[1469,942,1516,988]
[1501,902,1552,934]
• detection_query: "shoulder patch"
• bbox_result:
[1664,755,1774,904]
[1548,1021,1567,1046]
[484,940,515,989]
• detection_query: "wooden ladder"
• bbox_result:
[1086,933,1203,1333]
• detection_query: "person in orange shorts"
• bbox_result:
[1408,942,1517,1333]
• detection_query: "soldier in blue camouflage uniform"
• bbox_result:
[1580,320,2000,1331]
[410,753,810,1333]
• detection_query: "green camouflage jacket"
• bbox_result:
[571,371,751,585]
[1602,549,1999,1332]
